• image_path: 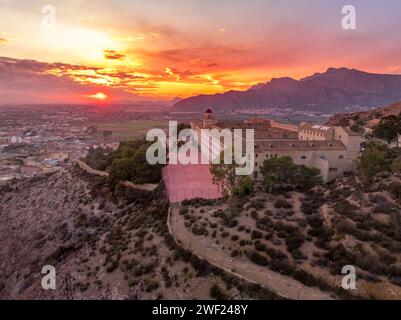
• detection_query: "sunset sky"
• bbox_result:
[1,0,401,104]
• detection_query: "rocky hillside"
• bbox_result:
[327,101,401,127]
[173,68,401,113]
[0,166,279,300]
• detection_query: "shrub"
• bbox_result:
[251,211,259,220]
[255,243,267,251]
[179,207,189,215]
[250,200,265,210]
[274,199,293,209]
[390,182,401,201]
[233,176,254,197]
[251,230,263,240]
[210,284,228,300]
[248,251,269,266]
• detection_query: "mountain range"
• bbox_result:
[172,67,401,114]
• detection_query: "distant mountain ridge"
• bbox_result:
[173,67,401,113]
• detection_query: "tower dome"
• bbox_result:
[204,108,213,120]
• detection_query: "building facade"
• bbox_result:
[191,109,361,183]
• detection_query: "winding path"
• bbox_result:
[167,205,334,300]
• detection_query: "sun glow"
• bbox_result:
[84,92,108,100]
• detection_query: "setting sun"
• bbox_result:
[84,92,108,100]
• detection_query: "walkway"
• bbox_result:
[76,160,158,191]
[168,205,334,300]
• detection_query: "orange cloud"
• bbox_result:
[0,37,8,45]
[103,49,126,60]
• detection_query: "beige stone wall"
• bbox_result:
[254,148,350,182]
[192,120,361,184]
[270,120,299,132]
[299,128,333,141]
[333,127,361,169]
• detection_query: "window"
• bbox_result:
[301,155,306,159]
[339,155,344,159]
[254,172,258,179]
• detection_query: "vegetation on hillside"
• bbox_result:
[84,140,166,189]
[260,156,322,193]
[373,113,401,147]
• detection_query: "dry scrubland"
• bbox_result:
[1,165,401,299]
[178,173,401,299]
[0,166,280,300]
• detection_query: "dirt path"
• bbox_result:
[168,205,334,300]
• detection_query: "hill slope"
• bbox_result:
[327,101,401,126]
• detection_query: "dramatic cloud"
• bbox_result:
[1,0,401,103]
[0,37,8,45]
[103,49,126,60]
[0,57,146,104]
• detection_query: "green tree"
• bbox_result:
[260,156,321,193]
[107,140,165,189]
[260,156,296,193]
[357,143,389,183]
[233,176,254,197]
[210,153,238,198]
[294,165,322,190]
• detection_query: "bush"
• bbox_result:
[251,211,259,220]
[285,233,305,253]
[249,200,265,210]
[390,182,401,201]
[233,176,254,197]
[210,284,228,300]
[274,199,293,209]
[251,230,263,240]
[247,251,269,266]
[255,243,267,251]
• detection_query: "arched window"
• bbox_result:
[301,155,306,160]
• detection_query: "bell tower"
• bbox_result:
[202,108,217,127]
